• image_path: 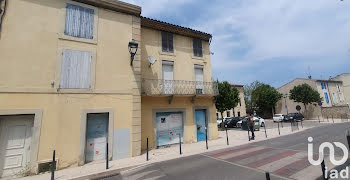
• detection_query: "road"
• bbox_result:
[98,122,350,180]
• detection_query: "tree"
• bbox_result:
[252,83,282,116]
[244,81,262,114]
[215,81,240,129]
[289,83,322,115]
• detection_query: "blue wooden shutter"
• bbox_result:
[60,49,92,89]
[65,4,94,39]
[324,92,329,104]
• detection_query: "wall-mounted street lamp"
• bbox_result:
[128,39,138,66]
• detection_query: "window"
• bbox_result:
[194,65,204,94]
[336,84,341,92]
[60,49,92,89]
[226,111,230,117]
[238,112,241,117]
[161,32,174,53]
[324,92,329,104]
[339,93,345,102]
[193,38,203,57]
[332,93,338,104]
[321,82,324,89]
[162,61,174,94]
[216,113,219,118]
[324,82,327,89]
[64,4,94,39]
[239,101,242,107]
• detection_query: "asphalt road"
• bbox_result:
[98,122,350,180]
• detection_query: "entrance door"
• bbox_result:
[0,115,33,178]
[85,113,108,163]
[162,61,174,94]
[156,112,183,147]
[195,110,206,142]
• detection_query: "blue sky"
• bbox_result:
[123,0,350,88]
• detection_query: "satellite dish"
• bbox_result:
[148,56,156,67]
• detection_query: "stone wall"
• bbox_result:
[321,106,350,119]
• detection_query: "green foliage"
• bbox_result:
[252,83,282,113]
[289,83,322,107]
[215,81,240,113]
[244,81,262,114]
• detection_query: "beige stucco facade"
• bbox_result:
[0,0,141,175]
[140,24,218,150]
[216,85,246,118]
[331,73,350,104]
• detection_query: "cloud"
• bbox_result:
[121,0,350,87]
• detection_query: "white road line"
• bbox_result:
[258,152,307,172]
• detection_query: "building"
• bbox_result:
[331,73,350,104]
[216,84,246,119]
[275,77,349,119]
[140,17,218,149]
[0,0,218,177]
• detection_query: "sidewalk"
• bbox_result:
[13,120,335,180]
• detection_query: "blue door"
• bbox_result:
[195,110,206,141]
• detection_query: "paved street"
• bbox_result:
[98,122,350,180]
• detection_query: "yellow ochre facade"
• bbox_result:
[0,0,217,177]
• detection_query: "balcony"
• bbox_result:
[142,79,219,96]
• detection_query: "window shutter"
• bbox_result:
[168,33,174,52]
[198,39,203,57]
[60,49,91,89]
[161,32,168,51]
[65,4,94,39]
[193,38,197,56]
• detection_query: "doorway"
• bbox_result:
[0,115,34,178]
[85,113,108,163]
[195,109,207,142]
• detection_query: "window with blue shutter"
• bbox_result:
[321,82,324,89]
[324,92,329,104]
[65,4,94,39]
[60,49,92,89]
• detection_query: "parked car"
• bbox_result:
[253,116,265,127]
[284,113,304,121]
[225,117,243,128]
[238,117,260,130]
[273,114,284,122]
[217,118,223,128]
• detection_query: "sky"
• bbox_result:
[123,0,350,88]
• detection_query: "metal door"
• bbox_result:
[0,115,33,178]
[195,110,206,142]
[85,113,108,163]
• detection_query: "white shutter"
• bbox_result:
[195,66,204,94]
[339,93,345,102]
[60,49,91,89]
[65,4,94,39]
[162,61,174,94]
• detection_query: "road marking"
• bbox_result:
[200,153,292,180]
[211,145,257,158]
[217,146,265,160]
[226,148,273,162]
[258,152,307,173]
[247,150,299,168]
[273,158,311,177]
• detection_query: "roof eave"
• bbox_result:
[74,0,141,16]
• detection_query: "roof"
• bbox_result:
[74,0,141,16]
[141,16,212,41]
[277,78,343,90]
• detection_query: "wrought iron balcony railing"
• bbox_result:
[142,79,219,96]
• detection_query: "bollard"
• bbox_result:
[278,122,280,135]
[179,133,182,155]
[146,137,149,161]
[291,121,293,132]
[332,115,334,123]
[247,124,250,141]
[265,172,271,180]
[281,120,283,128]
[205,127,208,150]
[106,142,109,169]
[264,124,267,138]
[327,116,329,122]
[225,125,229,145]
[347,131,350,151]
[318,116,320,123]
[51,150,55,180]
[296,120,299,130]
[301,120,303,128]
[321,159,327,180]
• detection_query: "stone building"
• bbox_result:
[216,84,247,119]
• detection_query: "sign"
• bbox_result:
[296,105,301,111]
[156,112,183,147]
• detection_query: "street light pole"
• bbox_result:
[284,94,289,114]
